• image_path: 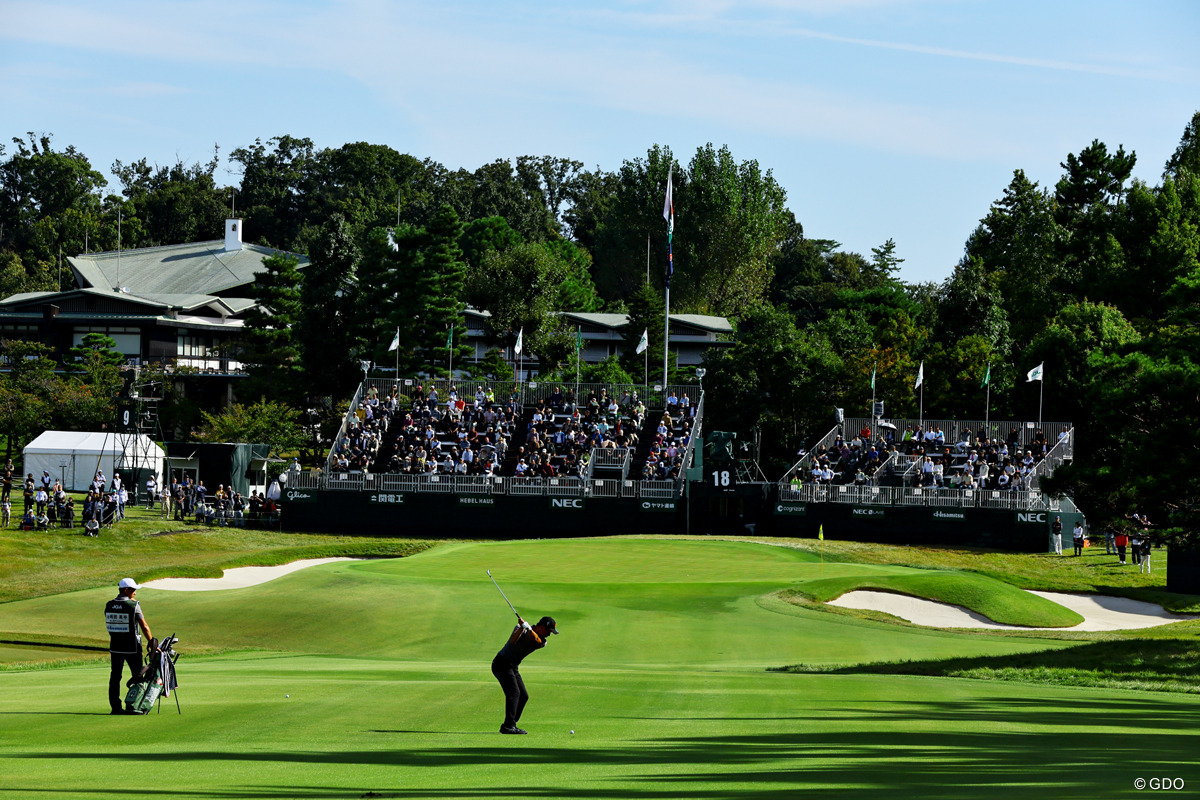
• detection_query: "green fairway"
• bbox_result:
[0,537,1197,798]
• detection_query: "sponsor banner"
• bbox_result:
[285,489,318,503]
[931,510,966,522]
[774,503,807,516]
[1015,511,1048,525]
[368,492,406,505]
[549,498,586,511]
[640,500,677,513]
[459,496,495,507]
[850,506,885,518]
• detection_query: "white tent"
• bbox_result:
[23,431,165,493]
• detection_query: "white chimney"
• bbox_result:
[225,218,243,251]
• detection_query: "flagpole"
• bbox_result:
[870,361,876,423]
[1039,375,1044,428]
[395,326,399,383]
[984,363,991,429]
[662,286,670,391]
[448,328,453,379]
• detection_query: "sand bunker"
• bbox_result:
[827,589,1197,631]
[142,558,362,591]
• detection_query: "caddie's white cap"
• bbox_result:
[118,578,139,590]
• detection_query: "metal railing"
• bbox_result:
[777,481,1055,511]
[326,382,365,473]
[781,425,840,485]
[843,417,1073,454]
[1028,427,1075,490]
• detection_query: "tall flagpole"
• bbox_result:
[984,363,991,429]
[395,326,399,381]
[662,165,674,392]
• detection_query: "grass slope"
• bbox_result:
[1,535,1198,797]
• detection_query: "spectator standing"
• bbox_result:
[1072,521,1085,556]
[1115,531,1129,565]
[1051,516,1063,555]
[1,460,12,502]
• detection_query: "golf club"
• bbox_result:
[487,569,520,620]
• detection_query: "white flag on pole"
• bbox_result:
[1026,362,1044,382]
[635,329,649,355]
[514,327,524,356]
[914,361,924,389]
[388,329,400,352]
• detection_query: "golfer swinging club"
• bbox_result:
[488,570,558,734]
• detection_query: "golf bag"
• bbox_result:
[124,634,180,715]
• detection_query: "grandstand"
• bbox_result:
[280,380,1079,550]
[279,378,703,536]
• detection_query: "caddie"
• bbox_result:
[105,578,152,714]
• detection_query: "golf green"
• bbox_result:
[0,537,1196,798]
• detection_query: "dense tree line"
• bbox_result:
[3,114,1199,545]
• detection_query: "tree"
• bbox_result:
[459,216,523,272]
[1023,300,1141,423]
[474,242,573,371]
[701,303,842,472]
[0,340,59,460]
[516,155,584,234]
[228,135,316,250]
[420,205,471,374]
[619,281,666,382]
[297,214,364,400]
[675,144,790,316]
[112,150,228,247]
[195,399,307,455]
[963,169,1065,348]
[1164,110,1200,179]
[242,253,304,400]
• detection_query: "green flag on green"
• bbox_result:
[446,327,453,348]
[870,365,876,390]
[980,363,991,388]
[576,326,583,353]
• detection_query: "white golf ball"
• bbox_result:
[285,694,290,698]
[570,730,574,734]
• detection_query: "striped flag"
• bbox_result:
[663,165,674,285]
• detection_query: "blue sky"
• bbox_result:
[2,0,1197,284]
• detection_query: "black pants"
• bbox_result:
[109,651,142,711]
[491,656,528,729]
[1074,539,1083,556]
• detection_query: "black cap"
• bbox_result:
[537,616,559,634]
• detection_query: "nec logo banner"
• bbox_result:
[549,498,585,510]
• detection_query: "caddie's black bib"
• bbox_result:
[104,598,140,654]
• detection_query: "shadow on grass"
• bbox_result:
[773,637,1200,693]
[9,696,1200,798]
